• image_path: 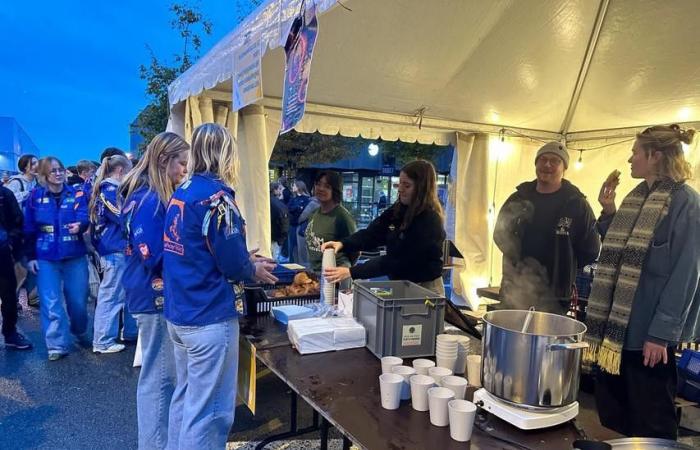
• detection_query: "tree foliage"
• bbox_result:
[136,3,212,153]
[271,131,448,169]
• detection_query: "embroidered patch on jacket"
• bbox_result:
[139,243,150,258]
[163,198,185,256]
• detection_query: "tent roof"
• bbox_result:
[169,0,700,137]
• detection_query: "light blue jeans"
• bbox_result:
[166,318,239,450]
[37,257,89,354]
[134,313,179,450]
[93,253,137,349]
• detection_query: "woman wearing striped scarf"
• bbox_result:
[585,124,700,439]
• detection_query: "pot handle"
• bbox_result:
[548,342,589,351]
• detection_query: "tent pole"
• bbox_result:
[559,0,611,135]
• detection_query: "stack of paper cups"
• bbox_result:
[321,248,337,305]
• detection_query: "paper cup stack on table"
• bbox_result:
[412,358,435,375]
[379,373,404,410]
[441,375,468,400]
[409,375,435,411]
[448,399,477,442]
[435,334,458,372]
[466,355,482,387]
[452,336,470,374]
[428,387,455,426]
[321,249,336,305]
[428,366,452,387]
[381,356,403,374]
[391,365,416,400]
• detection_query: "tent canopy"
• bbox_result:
[167,0,700,308]
[169,0,700,139]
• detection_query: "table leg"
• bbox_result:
[255,391,320,450]
[320,417,329,450]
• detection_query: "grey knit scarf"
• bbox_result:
[583,178,678,375]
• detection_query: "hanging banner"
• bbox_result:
[233,32,263,110]
[280,2,318,134]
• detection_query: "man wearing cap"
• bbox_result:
[494,142,600,314]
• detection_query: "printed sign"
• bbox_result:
[233,33,263,110]
[402,324,423,347]
[280,2,318,134]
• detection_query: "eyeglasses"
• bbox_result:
[49,168,65,175]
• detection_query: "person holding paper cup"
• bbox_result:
[322,160,446,295]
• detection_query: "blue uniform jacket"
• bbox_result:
[91,178,126,256]
[24,184,89,261]
[163,173,255,326]
[122,186,165,314]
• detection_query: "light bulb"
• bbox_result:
[368,143,379,156]
[574,151,583,170]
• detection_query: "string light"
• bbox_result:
[574,150,583,170]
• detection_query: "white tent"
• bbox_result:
[167,0,700,308]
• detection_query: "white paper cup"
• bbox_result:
[448,399,477,441]
[412,358,436,375]
[379,373,403,410]
[436,334,458,343]
[391,365,416,400]
[436,342,458,351]
[428,387,455,427]
[441,375,468,400]
[467,355,482,387]
[381,356,403,374]
[428,366,453,386]
[409,374,435,411]
[436,356,457,372]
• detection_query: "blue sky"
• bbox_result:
[1,1,255,164]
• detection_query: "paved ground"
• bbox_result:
[0,299,332,450]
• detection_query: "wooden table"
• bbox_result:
[241,315,617,450]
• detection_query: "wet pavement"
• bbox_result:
[0,299,334,450]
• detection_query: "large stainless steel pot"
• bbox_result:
[481,309,588,408]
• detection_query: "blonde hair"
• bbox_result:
[37,156,65,187]
[636,124,695,182]
[189,123,239,187]
[120,132,190,207]
[89,155,132,223]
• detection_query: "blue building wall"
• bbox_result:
[0,117,40,175]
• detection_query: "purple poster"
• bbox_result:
[280,3,318,134]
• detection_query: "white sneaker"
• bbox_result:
[93,343,126,354]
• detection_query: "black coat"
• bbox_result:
[270,197,289,245]
[494,179,600,312]
[0,186,23,259]
[342,204,445,283]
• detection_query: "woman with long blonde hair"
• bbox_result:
[322,159,447,295]
[120,132,189,450]
[162,123,277,448]
[89,154,134,354]
[586,124,699,439]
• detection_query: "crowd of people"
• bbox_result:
[0,122,698,446]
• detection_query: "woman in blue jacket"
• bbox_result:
[25,156,90,361]
[163,123,277,449]
[585,124,700,439]
[89,154,135,354]
[120,132,190,450]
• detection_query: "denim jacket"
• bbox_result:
[122,186,166,314]
[91,178,126,256]
[163,173,255,326]
[24,184,89,261]
[597,183,700,349]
